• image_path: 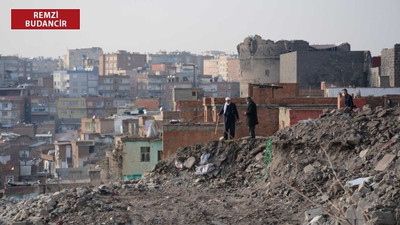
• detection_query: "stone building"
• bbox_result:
[381,44,400,87]
[280,49,371,89]
[238,35,372,94]
[237,35,309,96]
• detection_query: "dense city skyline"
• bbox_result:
[1,0,399,58]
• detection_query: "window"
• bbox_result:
[2,103,8,108]
[2,111,8,116]
[265,69,270,77]
[140,147,150,162]
[192,91,196,96]
[5,175,14,183]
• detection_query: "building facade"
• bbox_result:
[64,47,103,70]
[53,67,99,97]
[381,44,400,87]
[99,50,146,76]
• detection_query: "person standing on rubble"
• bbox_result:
[244,97,258,138]
[342,89,355,110]
[219,97,239,140]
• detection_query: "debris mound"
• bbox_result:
[268,106,400,224]
[153,137,269,187]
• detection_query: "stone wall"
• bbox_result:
[280,51,371,89]
[237,35,309,96]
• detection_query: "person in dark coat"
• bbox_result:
[244,97,258,138]
[342,89,354,110]
[219,97,239,140]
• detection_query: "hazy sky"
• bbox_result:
[1,0,399,58]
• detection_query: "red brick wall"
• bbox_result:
[134,98,159,110]
[249,83,299,103]
[178,101,204,123]
[289,109,323,125]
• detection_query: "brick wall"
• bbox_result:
[134,98,159,110]
[177,101,204,123]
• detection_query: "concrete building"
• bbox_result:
[98,74,132,98]
[114,136,162,180]
[280,49,371,89]
[53,67,99,97]
[80,118,115,141]
[381,44,400,87]
[30,96,57,122]
[0,56,33,84]
[30,57,59,78]
[71,140,94,168]
[203,55,240,81]
[57,98,87,120]
[85,97,115,118]
[147,51,212,75]
[173,88,204,110]
[64,47,103,70]
[0,96,26,128]
[99,50,146,76]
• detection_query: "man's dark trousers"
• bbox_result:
[224,120,235,140]
[249,125,255,138]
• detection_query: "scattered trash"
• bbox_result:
[195,163,215,175]
[200,153,211,165]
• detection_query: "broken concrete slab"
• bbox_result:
[375,153,396,171]
[305,208,323,221]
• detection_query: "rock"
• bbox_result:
[309,215,325,225]
[370,210,396,225]
[255,153,264,162]
[305,208,323,221]
[184,157,196,169]
[357,199,373,211]
[303,164,315,174]
[359,149,369,158]
[345,206,365,225]
[375,153,396,171]
[38,209,49,218]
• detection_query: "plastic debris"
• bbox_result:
[195,163,215,175]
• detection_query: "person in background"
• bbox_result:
[342,89,354,110]
[244,97,258,138]
[219,97,239,140]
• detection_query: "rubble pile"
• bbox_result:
[153,137,269,187]
[269,106,400,224]
[1,106,399,224]
[0,179,164,225]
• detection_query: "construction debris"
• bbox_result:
[0,106,399,224]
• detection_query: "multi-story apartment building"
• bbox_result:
[98,74,132,98]
[0,56,33,84]
[53,67,99,97]
[0,96,26,128]
[99,50,146,75]
[147,51,212,75]
[203,55,240,81]
[57,98,87,120]
[30,57,59,78]
[64,47,103,70]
